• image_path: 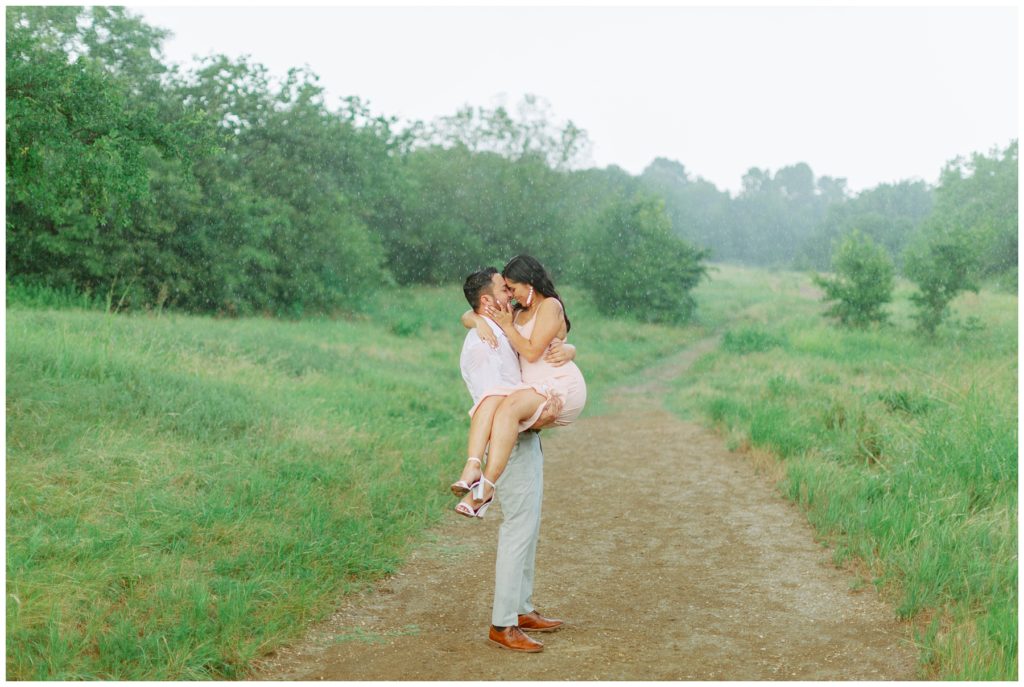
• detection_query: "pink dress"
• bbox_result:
[469,300,588,431]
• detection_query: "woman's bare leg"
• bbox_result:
[455,395,503,486]
[468,396,502,462]
[458,389,546,510]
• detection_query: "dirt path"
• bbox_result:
[252,339,918,680]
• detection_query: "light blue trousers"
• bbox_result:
[491,431,544,628]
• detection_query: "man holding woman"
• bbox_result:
[454,256,585,652]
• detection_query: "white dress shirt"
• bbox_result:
[460,316,521,406]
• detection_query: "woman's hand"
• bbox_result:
[544,339,575,367]
[475,320,498,349]
[485,300,515,330]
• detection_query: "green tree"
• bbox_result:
[580,195,709,323]
[927,141,1018,289]
[812,230,895,327]
[398,146,570,284]
[904,224,981,336]
[421,94,591,171]
[169,57,393,314]
[558,165,641,281]
[397,97,587,285]
[7,7,401,316]
[802,181,933,271]
[6,6,200,301]
[729,164,830,267]
[639,158,732,259]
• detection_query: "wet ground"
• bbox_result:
[252,340,919,680]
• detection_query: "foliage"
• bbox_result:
[801,181,934,271]
[167,58,394,315]
[417,93,591,171]
[579,195,709,323]
[903,224,980,335]
[4,7,1016,320]
[7,278,106,311]
[558,165,643,280]
[894,141,1015,335]
[728,163,835,267]
[391,95,599,286]
[813,230,895,327]
[639,158,732,256]
[5,7,202,300]
[927,141,1018,289]
[6,8,394,317]
[395,145,568,284]
[721,326,785,353]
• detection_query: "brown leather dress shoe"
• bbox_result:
[488,625,544,652]
[517,611,564,632]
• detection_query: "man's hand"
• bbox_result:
[533,394,564,428]
[543,340,576,367]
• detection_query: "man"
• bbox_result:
[459,267,567,653]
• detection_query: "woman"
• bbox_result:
[452,255,587,517]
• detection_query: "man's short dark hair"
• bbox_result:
[463,267,499,311]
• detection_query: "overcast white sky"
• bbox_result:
[133,3,1018,195]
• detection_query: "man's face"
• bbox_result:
[488,273,511,308]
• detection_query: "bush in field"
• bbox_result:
[580,195,709,324]
[721,326,785,354]
[903,224,980,335]
[812,230,894,327]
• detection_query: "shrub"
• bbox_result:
[6,280,104,311]
[721,327,785,354]
[812,230,894,327]
[904,224,980,335]
[580,195,709,324]
[878,389,932,416]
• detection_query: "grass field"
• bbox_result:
[675,264,1018,680]
[6,267,1016,680]
[5,284,701,679]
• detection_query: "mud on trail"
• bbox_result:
[253,340,918,680]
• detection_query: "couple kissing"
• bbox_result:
[450,254,586,652]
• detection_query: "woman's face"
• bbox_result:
[505,278,532,306]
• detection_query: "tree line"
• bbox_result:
[6,7,1017,325]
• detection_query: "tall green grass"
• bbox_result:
[6,284,699,679]
[7,279,107,312]
[673,264,1017,680]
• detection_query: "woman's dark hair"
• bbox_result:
[502,254,571,333]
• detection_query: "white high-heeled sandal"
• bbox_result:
[455,475,496,518]
[450,456,482,496]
